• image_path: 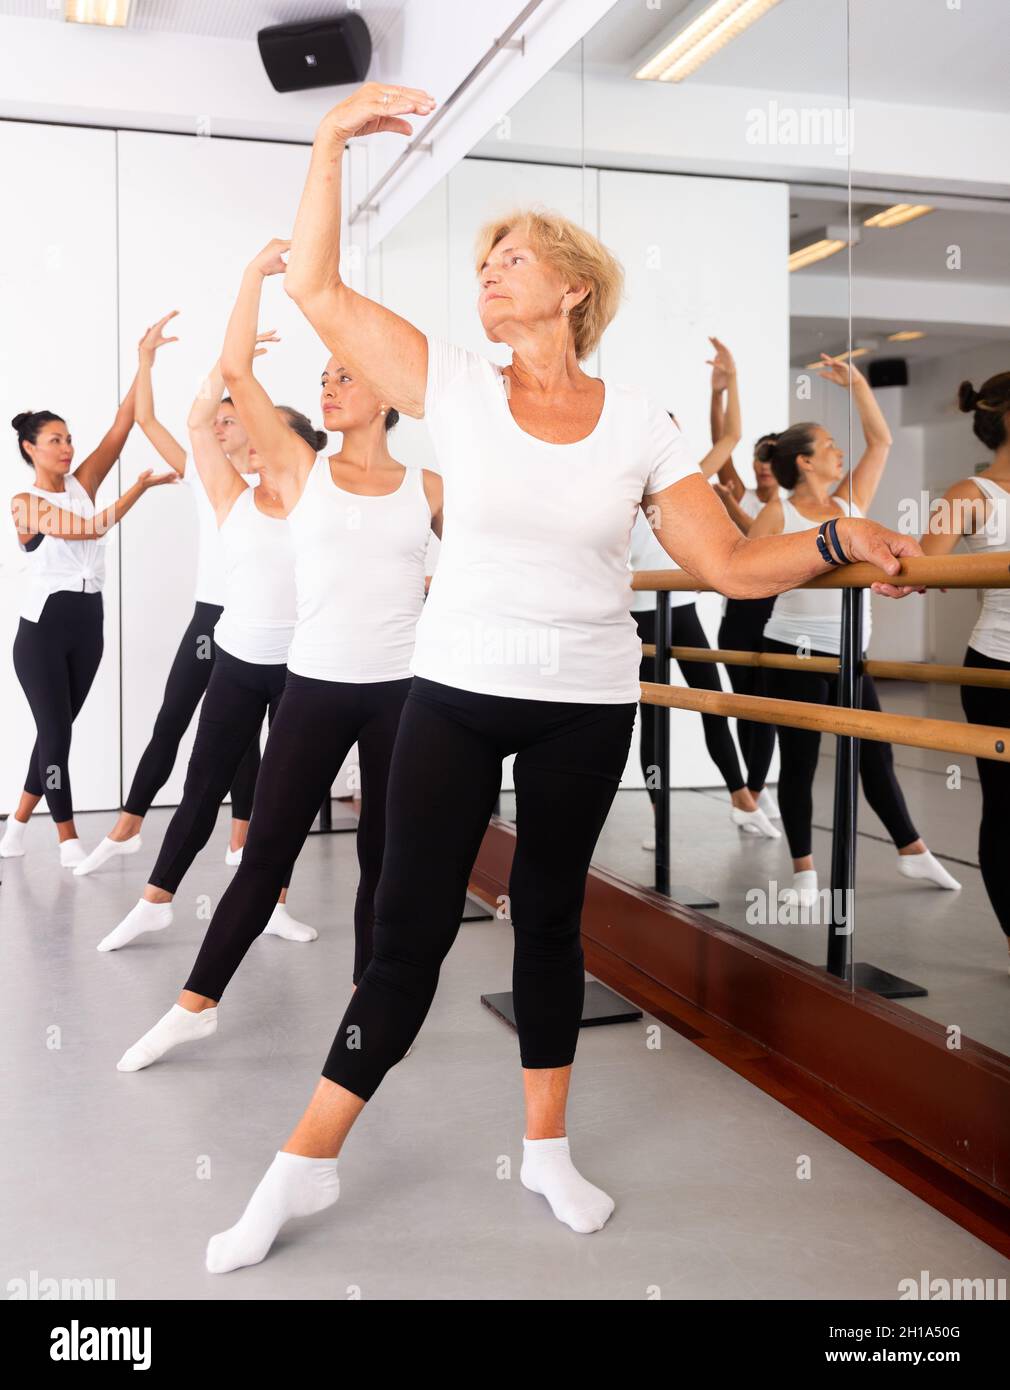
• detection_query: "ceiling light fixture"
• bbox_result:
[635,0,783,83]
[887,330,926,342]
[788,239,847,272]
[863,204,933,229]
[65,0,132,26]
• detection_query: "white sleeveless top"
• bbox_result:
[763,494,872,655]
[963,475,1010,663]
[14,473,107,623]
[285,456,431,682]
[739,488,765,520]
[212,487,297,666]
[183,464,227,606]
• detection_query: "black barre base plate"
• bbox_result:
[841,962,928,999]
[667,885,720,909]
[481,981,643,1031]
[462,893,495,922]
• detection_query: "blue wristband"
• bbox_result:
[826,516,849,564]
[816,522,839,566]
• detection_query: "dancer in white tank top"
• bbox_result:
[73,314,271,877]
[751,356,959,906]
[116,238,441,1073]
[920,371,1010,971]
[1,352,178,867]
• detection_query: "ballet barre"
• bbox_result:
[642,646,1010,691]
[631,550,1010,593]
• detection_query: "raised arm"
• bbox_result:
[643,472,922,601]
[697,338,741,479]
[284,83,436,419]
[135,312,186,475]
[11,469,178,541]
[823,357,893,512]
[709,351,747,501]
[187,354,251,522]
[72,370,139,501]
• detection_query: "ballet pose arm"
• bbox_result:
[186,357,252,524]
[135,312,186,476]
[11,469,178,542]
[697,339,742,481]
[72,367,142,502]
[713,481,759,534]
[712,379,747,502]
[285,84,437,418]
[823,357,893,511]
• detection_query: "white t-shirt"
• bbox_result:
[14,473,107,623]
[763,494,872,655]
[628,507,696,613]
[410,337,698,703]
[963,476,1010,663]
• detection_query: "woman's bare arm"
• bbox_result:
[919,478,985,556]
[284,84,436,418]
[72,372,139,500]
[697,339,741,479]
[823,357,893,512]
[135,311,186,476]
[11,471,178,540]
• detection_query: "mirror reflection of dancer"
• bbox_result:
[2,360,177,866]
[197,85,923,1276]
[920,373,1010,971]
[98,270,317,952]
[115,237,442,1071]
[751,357,960,906]
[74,314,264,877]
[632,340,779,848]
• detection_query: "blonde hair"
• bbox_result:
[473,208,624,361]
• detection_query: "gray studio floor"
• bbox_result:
[3,695,1009,1301]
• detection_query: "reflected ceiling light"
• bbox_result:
[788,239,847,272]
[863,204,933,229]
[635,0,783,83]
[803,348,871,370]
[888,330,926,342]
[65,0,132,25]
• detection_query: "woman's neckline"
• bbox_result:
[325,455,408,498]
[493,365,609,447]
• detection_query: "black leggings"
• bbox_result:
[635,605,745,798]
[762,637,918,860]
[123,601,261,820]
[184,672,413,1000]
[320,677,637,1102]
[960,646,1010,939]
[718,597,777,793]
[148,648,287,895]
[13,590,104,823]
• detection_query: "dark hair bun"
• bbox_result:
[957,380,979,413]
[11,411,32,432]
[384,407,400,433]
[754,435,778,464]
[314,429,328,452]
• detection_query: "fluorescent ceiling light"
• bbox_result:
[635,0,783,83]
[788,239,847,272]
[863,204,933,229]
[804,348,870,370]
[888,330,926,342]
[65,0,132,25]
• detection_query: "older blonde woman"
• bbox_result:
[204,82,922,1273]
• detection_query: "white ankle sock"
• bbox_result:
[59,838,87,868]
[116,1002,217,1072]
[784,869,819,908]
[520,1136,614,1234]
[0,818,27,857]
[98,898,173,952]
[898,849,961,891]
[731,806,781,839]
[205,1151,340,1274]
[263,903,318,943]
[74,833,142,876]
[757,786,781,819]
[225,846,243,866]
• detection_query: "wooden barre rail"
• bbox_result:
[639,681,1010,762]
[631,551,1010,594]
[641,645,1010,690]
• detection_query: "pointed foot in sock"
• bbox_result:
[74,833,142,876]
[263,905,318,943]
[730,806,781,839]
[520,1137,614,1234]
[897,849,961,891]
[59,838,88,868]
[205,1152,340,1274]
[116,1003,217,1072]
[225,846,243,866]
[98,900,173,952]
[0,819,27,857]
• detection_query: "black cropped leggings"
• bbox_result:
[960,645,1010,939]
[123,601,261,820]
[13,590,104,823]
[148,648,287,895]
[184,672,413,1000]
[635,604,745,798]
[762,637,919,860]
[320,677,638,1102]
[718,597,777,793]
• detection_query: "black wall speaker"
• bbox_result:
[868,358,909,388]
[257,14,372,93]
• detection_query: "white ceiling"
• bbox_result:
[0,0,408,44]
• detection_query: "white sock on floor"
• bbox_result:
[263,903,318,943]
[757,786,781,819]
[98,898,173,953]
[116,1002,217,1072]
[784,869,819,908]
[74,833,142,876]
[520,1136,614,1234]
[730,806,781,839]
[0,818,26,857]
[225,846,243,867]
[205,1151,340,1274]
[59,838,87,868]
[897,849,961,891]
